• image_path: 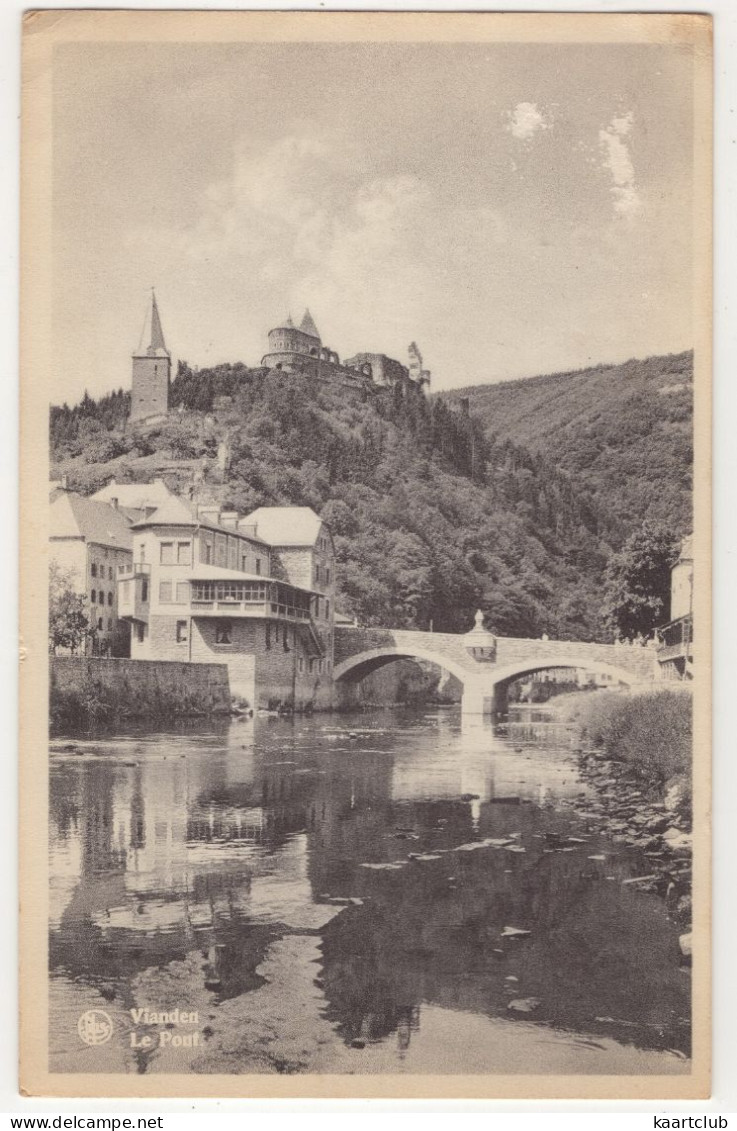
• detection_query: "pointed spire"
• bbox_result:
[149,290,167,352]
[299,308,320,340]
[284,313,295,328]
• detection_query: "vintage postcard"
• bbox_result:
[20,11,711,1099]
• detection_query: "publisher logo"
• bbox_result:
[77,1009,113,1046]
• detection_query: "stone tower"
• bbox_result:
[130,291,171,423]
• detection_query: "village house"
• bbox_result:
[117,496,336,711]
[656,534,694,680]
[49,488,133,655]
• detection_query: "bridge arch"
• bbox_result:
[333,645,475,688]
[489,656,644,691]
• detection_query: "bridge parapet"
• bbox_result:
[335,625,655,682]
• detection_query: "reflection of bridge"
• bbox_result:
[334,625,657,714]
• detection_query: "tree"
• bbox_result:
[602,523,680,640]
[49,561,91,654]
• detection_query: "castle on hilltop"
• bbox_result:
[261,309,430,392]
[129,295,430,425]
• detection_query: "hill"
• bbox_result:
[444,351,693,545]
[50,365,613,641]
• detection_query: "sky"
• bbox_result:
[52,39,695,402]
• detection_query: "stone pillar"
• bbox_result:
[461,679,495,716]
[461,678,508,716]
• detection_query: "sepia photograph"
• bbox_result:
[20,10,711,1099]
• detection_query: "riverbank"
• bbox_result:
[549,687,693,943]
[50,655,232,732]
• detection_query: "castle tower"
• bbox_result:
[130,291,171,423]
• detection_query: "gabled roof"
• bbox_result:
[244,506,324,547]
[130,497,269,544]
[299,308,320,340]
[91,478,175,510]
[50,493,133,551]
[130,496,199,529]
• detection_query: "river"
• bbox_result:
[48,706,690,1077]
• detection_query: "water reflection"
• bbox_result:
[49,709,690,1074]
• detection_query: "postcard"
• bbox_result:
[20,10,711,1099]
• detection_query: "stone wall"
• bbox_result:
[50,655,231,727]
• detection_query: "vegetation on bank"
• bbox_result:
[555,687,692,812]
[50,670,230,733]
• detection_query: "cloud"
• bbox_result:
[599,111,641,218]
[506,102,551,141]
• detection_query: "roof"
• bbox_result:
[50,493,133,551]
[91,479,175,510]
[130,496,199,529]
[133,291,170,358]
[299,308,320,340]
[131,497,269,544]
[244,506,324,547]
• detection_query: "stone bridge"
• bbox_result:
[333,625,657,714]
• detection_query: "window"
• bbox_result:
[107,618,113,631]
[326,600,330,620]
[176,582,189,603]
[136,623,145,644]
[159,581,172,603]
[176,620,188,644]
[141,580,149,602]
[160,542,175,565]
[215,535,227,567]
[283,625,289,652]
[91,563,97,578]
[255,558,261,575]
[298,658,304,673]
[204,541,213,564]
[241,554,248,572]
[97,617,103,631]
[326,567,331,585]
[215,621,232,645]
[265,623,271,650]
[108,566,113,580]
[90,589,96,604]
[177,541,192,565]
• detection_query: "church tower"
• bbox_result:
[130,291,171,423]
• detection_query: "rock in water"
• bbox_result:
[501,926,531,939]
[507,998,541,1013]
[679,932,692,959]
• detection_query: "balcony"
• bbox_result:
[118,562,152,580]
[656,614,693,671]
[118,572,151,621]
[188,580,312,623]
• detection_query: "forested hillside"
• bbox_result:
[50,365,613,641]
[445,351,693,545]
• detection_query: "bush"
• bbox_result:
[562,688,692,800]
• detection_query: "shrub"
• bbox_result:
[565,688,692,799]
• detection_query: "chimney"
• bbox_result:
[197,505,221,526]
[110,497,119,510]
[61,474,68,490]
[220,510,238,529]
